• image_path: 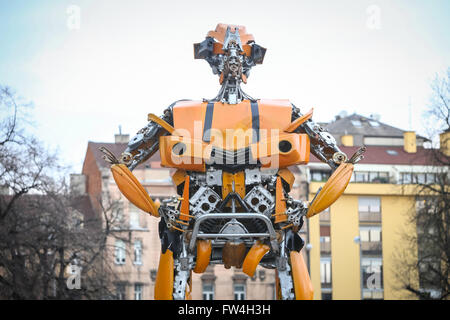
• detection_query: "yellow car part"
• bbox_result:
[274,176,287,223]
[242,241,270,277]
[148,113,175,134]
[111,164,159,217]
[283,108,314,133]
[179,175,190,221]
[307,162,354,218]
[277,168,295,192]
[154,249,174,300]
[222,171,246,202]
[193,240,212,274]
[290,251,314,300]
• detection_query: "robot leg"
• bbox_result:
[275,230,313,300]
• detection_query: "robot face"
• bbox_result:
[223,40,243,79]
[194,24,266,83]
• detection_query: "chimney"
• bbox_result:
[70,174,86,196]
[403,131,417,153]
[439,130,450,156]
[341,135,354,147]
[115,134,130,144]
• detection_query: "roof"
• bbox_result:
[324,113,429,141]
[309,145,437,166]
[87,141,161,169]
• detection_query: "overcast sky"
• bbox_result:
[1,0,449,172]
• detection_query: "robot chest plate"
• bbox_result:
[172,99,293,145]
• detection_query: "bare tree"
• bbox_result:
[394,69,449,300]
[0,86,128,299]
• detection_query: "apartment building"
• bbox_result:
[306,113,446,300]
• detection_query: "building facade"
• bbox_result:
[307,113,445,300]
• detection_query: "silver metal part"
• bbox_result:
[277,238,295,300]
[245,168,262,185]
[332,151,348,164]
[188,213,279,253]
[173,243,193,300]
[219,218,248,235]
[206,169,222,186]
[244,185,274,216]
[189,186,221,217]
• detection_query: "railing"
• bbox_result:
[320,241,331,254]
[359,212,381,222]
[361,241,382,255]
[319,210,330,222]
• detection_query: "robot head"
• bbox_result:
[194,24,266,84]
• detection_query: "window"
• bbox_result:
[129,209,140,229]
[426,173,436,184]
[358,197,380,213]
[359,197,381,222]
[360,227,381,242]
[401,173,412,184]
[322,292,332,300]
[369,121,379,127]
[134,240,142,265]
[202,283,214,300]
[351,120,362,127]
[320,226,331,253]
[354,171,389,183]
[150,269,157,281]
[116,283,126,300]
[134,283,143,300]
[320,258,332,286]
[386,150,398,156]
[114,240,126,265]
[311,170,331,182]
[413,173,426,184]
[234,283,246,300]
[354,171,369,183]
[361,258,383,290]
[362,289,383,300]
[112,203,124,229]
[402,172,436,184]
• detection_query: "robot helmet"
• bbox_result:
[194,24,266,85]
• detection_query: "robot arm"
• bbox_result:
[120,105,174,171]
[290,104,347,171]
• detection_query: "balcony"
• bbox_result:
[320,241,331,254]
[319,210,330,222]
[361,241,382,255]
[359,211,381,223]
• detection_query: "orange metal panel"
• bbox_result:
[307,163,354,218]
[283,108,314,133]
[154,249,174,300]
[290,251,314,300]
[242,241,270,277]
[110,164,159,217]
[193,240,212,274]
[275,176,287,223]
[179,175,190,221]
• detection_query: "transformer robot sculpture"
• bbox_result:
[100,24,365,300]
